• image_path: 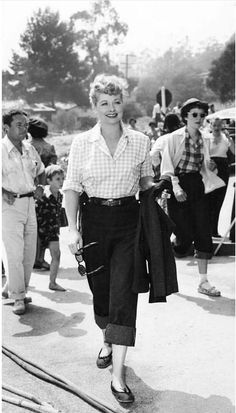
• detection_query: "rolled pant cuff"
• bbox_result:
[95,313,109,329]
[105,323,136,347]
[194,251,212,259]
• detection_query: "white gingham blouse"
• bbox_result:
[63,122,154,198]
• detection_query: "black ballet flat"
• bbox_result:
[111,382,135,404]
[96,349,112,369]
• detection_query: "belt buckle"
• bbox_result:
[106,198,115,206]
[16,194,20,198]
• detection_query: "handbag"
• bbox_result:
[60,207,68,227]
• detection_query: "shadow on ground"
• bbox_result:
[5,305,88,338]
[119,367,235,413]
[176,293,235,316]
[30,286,92,305]
[32,267,82,281]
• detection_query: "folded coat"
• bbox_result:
[133,187,178,303]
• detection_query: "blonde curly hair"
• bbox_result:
[89,74,127,106]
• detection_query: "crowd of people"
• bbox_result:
[2,74,235,405]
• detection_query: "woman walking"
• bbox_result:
[63,74,156,403]
[161,98,225,297]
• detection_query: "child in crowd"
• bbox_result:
[35,165,66,291]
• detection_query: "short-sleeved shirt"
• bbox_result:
[2,135,45,194]
[63,122,153,198]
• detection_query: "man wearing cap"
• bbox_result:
[2,109,45,314]
[161,98,225,297]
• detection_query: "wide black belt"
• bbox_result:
[13,192,35,198]
[88,196,135,207]
[177,171,201,177]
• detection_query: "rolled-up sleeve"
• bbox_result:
[161,135,182,194]
[63,137,84,193]
[140,137,154,178]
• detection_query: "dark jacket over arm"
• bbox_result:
[133,186,178,302]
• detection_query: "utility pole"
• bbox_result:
[161,86,166,114]
[125,54,129,79]
[120,54,136,79]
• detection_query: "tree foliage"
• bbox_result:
[135,40,224,115]
[3,2,128,107]
[7,8,90,107]
[206,36,235,103]
[70,0,128,78]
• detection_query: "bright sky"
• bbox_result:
[1,0,236,70]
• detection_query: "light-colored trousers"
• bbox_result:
[2,197,37,300]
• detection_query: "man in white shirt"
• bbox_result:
[2,109,45,315]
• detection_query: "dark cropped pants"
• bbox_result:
[81,198,139,347]
[168,172,213,259]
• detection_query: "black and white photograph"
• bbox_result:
[1,1,235,412]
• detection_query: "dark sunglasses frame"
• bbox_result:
[190,112,206,118]
[75,242,104,276]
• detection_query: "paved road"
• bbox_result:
[2,183,235,412]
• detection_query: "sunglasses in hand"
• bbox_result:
[75,242,104,276]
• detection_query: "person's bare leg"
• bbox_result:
[198,258,207,278]
[198,258,211,286]
[111,344,127,390]
[197,258,220,294]
[48,241,65,291]
[99,329,112,356]
[38,246,46,264]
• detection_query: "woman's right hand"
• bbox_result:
[68,228,83,260]
[175,189,187,202]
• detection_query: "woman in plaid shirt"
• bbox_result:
[63,74,154,404]
[161,98,224,298]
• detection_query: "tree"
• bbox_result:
[2,54,30,102]
[8,8,90,107]
[2,70,17,100]
[71,0,128,79]
[135,40,223,115]
[206,36,235,103]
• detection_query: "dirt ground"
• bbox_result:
[2,178,235,413]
